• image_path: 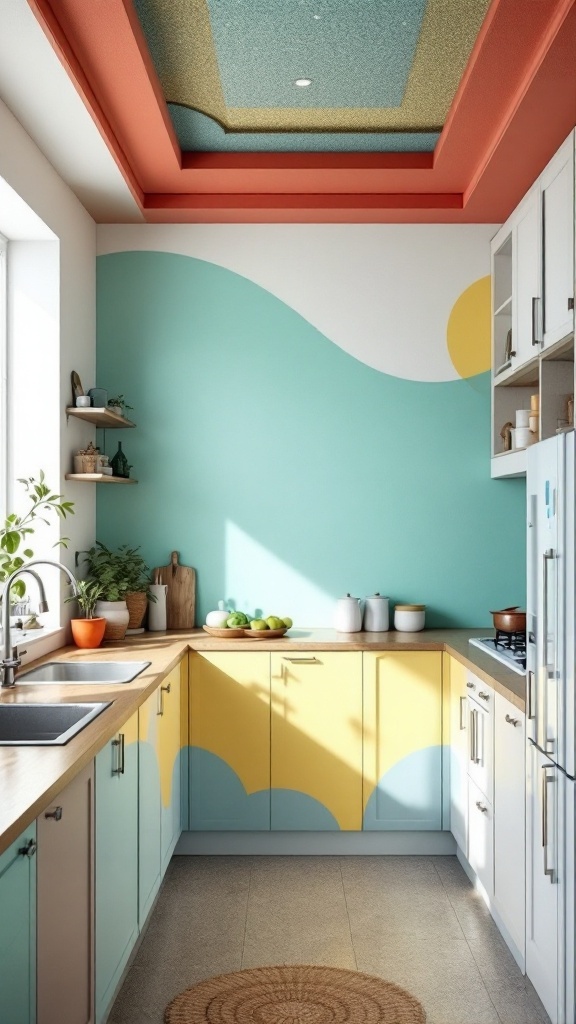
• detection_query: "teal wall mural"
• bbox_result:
[96,249,525,627]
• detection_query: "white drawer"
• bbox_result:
[467,693,493,803]
[468,777,494,897]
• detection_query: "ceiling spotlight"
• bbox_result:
[295,78,312,87]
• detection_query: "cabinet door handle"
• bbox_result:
[541,764,556,883]
[459,696,466,730]
[532,297,540,346]
[568,297,574,312]
[475,801,488,814]
[505,714,520,727]
[44,806,63,821]
[282,657,319,664]
[18,839,37,858]
[112,733,125,775]
[470,708,476,763]
[157,681,172,716]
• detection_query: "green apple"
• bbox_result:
[266,616,284,629]
[282,617,293,628]
[250,619,268,630]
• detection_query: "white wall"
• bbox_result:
[0,96,97,623]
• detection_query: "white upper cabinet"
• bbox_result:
[514,186,542,366]
[491,130,575,480]
[541,134,575,350]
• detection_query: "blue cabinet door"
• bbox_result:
[95,713,139,1024]
[0,826,36,1024]
[138,689,162,927]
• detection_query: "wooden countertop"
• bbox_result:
[0,627,525,855]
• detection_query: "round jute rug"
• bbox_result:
[164,964,426,1023]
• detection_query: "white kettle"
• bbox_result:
[363,593,389,632]
[334,594,362,632]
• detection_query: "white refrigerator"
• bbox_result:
[526,430,575,1024]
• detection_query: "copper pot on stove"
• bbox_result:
[489,606,526,632]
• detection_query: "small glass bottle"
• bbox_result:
[110,441,129,478]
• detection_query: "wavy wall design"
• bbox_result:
[96,249,525,627]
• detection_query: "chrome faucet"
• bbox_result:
[1,559,79,687]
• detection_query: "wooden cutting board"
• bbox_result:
[152,551,196,629]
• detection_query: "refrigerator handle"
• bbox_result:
[527,670,536,720]
[541,763,556,884]
[542,549,555,680]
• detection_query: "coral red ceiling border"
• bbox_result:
[27,0,576,223]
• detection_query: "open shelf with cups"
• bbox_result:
[65,407,136,429]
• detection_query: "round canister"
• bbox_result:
[513,426,532,449]
[515,409,530,428]
[394,604,426,632]
[363,594,389,631]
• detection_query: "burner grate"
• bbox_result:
[495,629,526,652]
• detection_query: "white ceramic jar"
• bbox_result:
[94,600,130,640]
[206,601,230,628]
[363,593,389,631]
[394,604,426,632]
[148,584,168,631]
[334,594,362,632]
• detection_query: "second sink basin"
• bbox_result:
[17,660,151,685]
[0,702,111,745]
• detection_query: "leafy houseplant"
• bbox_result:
[0,472,75,600]
[65,579,107,648]
[107,395,133,417]
[76,542,154,635]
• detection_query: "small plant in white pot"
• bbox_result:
[106,395,133,418]
[65,579,107,648]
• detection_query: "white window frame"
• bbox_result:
[0,232,7,520]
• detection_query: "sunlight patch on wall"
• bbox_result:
[225,521,335,627]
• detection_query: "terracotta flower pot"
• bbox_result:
[125,591,148,630]
[70,617,106,649]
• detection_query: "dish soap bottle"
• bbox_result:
[110,441,129,478]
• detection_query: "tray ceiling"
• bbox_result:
[25,0,576,222]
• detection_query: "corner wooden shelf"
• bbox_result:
[65,407,136,428]
[65,474,137,484]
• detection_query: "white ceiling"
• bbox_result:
[0,0,142,222]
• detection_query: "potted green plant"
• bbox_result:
[0,472,74,607]
[106,395,133,418]
[76,542,152,638]
[65,579,107,648]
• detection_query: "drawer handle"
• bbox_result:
[475,801,488,815]
[466,681,475,689]
[44,806,63,821]
[478,691,490,702]
[282,657,319,664]
[505,714,520,727]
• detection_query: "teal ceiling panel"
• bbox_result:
[168,103,439,152]
[205,0,426,108]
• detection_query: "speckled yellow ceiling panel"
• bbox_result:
[138,0,491,133]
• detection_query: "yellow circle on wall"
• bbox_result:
[447,276,491,378]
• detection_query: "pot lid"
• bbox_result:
[339,593,359,601]
[366,593,389,600]
[395,604,425,611]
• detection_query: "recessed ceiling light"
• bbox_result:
[295,78,312,87]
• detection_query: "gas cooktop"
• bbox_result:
[469,633,526,676]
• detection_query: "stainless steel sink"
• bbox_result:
[0,702,111,745]
[17,660,151,684]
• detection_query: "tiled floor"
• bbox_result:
[109,855,550,1024]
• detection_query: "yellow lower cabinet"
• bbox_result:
[446,654,468,852]
[270,652,363,831]
[189,651,271,829]
[363,651,442,830]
